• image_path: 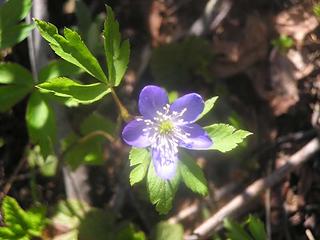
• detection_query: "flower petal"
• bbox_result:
[170,93,204,123]
[122,119,151,148]
[152,148,178,180]
[139,85,169,119]
[179,123,212,149]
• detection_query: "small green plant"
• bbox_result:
[0,196,47,240]
[214,215,267,240]
[271,35,294,52]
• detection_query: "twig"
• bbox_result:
[187,138,320,239]
[1,156,28,199]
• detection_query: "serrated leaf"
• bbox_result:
[197,96,218,121]
[1,196,46,239]
[180,152,208,196]
[37,77,110,105]
[147,163,180,214]
[224,219,253,240]
[34,19,108,83]
[103,6,130,86]
[0,0,32,28]
[26,92,56,157]
[129,148,151,186]
[247,215,267,240]
[2,196,28,227]
[154,221,183,240]
[38,60,84,83]
[204,123,252,152]
[0,23,35,50]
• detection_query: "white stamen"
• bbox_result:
[142,105,191,167]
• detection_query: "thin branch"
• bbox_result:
[187,138,320,240]
[1,155,28,199]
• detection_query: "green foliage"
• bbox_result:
[197,96,219,121]
[26,92,56,157]
[246,215,268,240]
[34,19,108,83]
[76,0,104,55]
[313,4,320,17]
[27,145,58,177]
[63,113,114,169]
[179,152,208,196]
[0,196,46,240]
[53,200,145,240]
[129,148,151,186]
[0,63,34,112]
[103,6,130,86]
[271,35,294,52]
[115,223,146,240]
[147,162,180,214]
[78,209,115,240]
[0,0,34,49]
[38,59,84,83]
[151,37,213,86]
[37,77,111,105]
[204,123,252,153]
[153,221,184,240]
[222,216,267,240]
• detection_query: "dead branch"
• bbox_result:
[186,138,320,240]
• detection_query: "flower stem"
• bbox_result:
[110,88,132,122]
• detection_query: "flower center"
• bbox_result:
[159,120,173,135]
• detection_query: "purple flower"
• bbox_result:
[122,85,212,180]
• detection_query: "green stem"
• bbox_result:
[110,88,132,122]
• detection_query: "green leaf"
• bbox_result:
[75,0,92,38]
[129,148,151,186]
[26,92,56,157]
[1,196,46,239]
[64,134,104,169]
[52,200,90,239]
[0,85,32,112]
[0,0,33,49]
[147,163,180,214]
[0,63,34,112]
[154,221,183,240]
[78,209,115,240]
[0,63,34,85]
[246,215,267,240]
[38,60,84,83]
[197,96,218,121]
[34,19,108,83]
[80,112,116,136]
[27,145,58,177]
[204,123,252,153]
[103,6,130,86]
[0,23,35,50]
[0,0,32,28]
[36,77,111,105]
[115,224,146,240]
[224,218,253,240]
[180,152,208,196]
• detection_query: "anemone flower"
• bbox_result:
[122,85,212,180]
